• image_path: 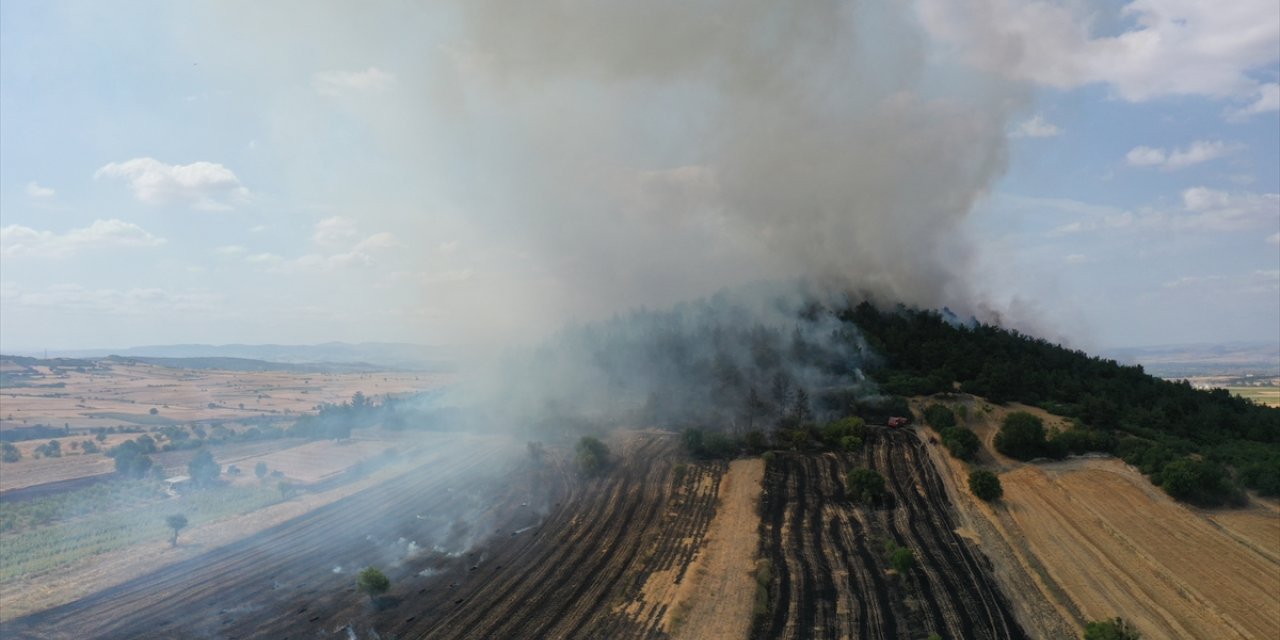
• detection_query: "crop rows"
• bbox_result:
[755,429,1025,640]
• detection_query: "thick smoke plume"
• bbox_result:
[437,0,1024,331]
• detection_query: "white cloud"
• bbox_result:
[243,224,398,274]
[1160,270,1279,295]
[1124,146,1167,167]
[419,269,475,286]
[1,283,221,315]
[212,245,249,256]
[312,216,359,245]
[313,67,397,96]
[917,0,1280,103]
[1124,140,1241,170]
[1267,232,1280,247]
[1226,83,1280,121]
[1011,114,1062,138]
[1,219,165,258]
[1064,253,1089,264]
[95,157,249,210]
[25,181,55,199]
[1179,188,1280,231]
[1046,188,1279,235]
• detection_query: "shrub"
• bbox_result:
[575,436,610,475]
[820,417,867,448]
[969,469,1003,501]
[165,513,188,547]
[1,442,20,463]
[940,427,980,460]
[889,546,915,573]
[1158,458,1244,507]
[187,450,221,488]
[994,412,1047,460]
[356,566,390,601]
[1083,617,1141,640]
[846,468,886,504]
[923,404,956,429]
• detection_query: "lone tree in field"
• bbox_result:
[889,545,916,574]
[575,436,610,476]
[188,449,221,488]
[1,442,21,463]
[255,461,268,482]
[845,468,887,504]
[165,513,188,547]
[969,469,1004,501]
[356,566,390,602]
[1083,617,1141,640]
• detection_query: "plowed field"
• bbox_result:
[1,432,731,639]
[756,429,1025,640]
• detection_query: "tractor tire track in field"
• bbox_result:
[755,429,1026,640]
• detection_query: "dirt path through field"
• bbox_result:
[672,457,764,640]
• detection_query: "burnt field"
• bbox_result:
[1,432,726,639]
[756,429,1025,640]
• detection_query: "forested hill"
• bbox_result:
[845,302,1280,504]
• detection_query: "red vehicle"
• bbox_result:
[887,416,910,429]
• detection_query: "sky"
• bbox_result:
[1,0,1277,352]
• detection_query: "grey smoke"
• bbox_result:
[439,0,1025,330]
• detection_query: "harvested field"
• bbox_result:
[0,431,733,639]
[0,434,523,639]
[0,361,446,432]
[998,461,1280,639]
[756,429,1025,640]
[917,394,1280,640]
[671,458,765,640]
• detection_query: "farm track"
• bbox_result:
[756,430,1026,640]
[2,432,728,640]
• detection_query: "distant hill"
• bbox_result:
[4,342,456,371]
[1102,342,1280,378]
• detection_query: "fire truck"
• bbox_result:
[887,416,910,429]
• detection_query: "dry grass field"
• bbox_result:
[1,360,447,432]
[0,361,448,494]
[917,395,1280,640]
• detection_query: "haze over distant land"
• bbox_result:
[2,342,455,370]
[1,1,1277,352]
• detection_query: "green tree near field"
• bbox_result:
[994,412,1048,460]
[845,468,887,504]
[255,461,269,482]
[940,426,980,460]
[575,436,611,475]
[356,566,390,602]
[1083,617,1141,640]
[887,545,916,574]
[924,404,957,429]
[108,439,153,478]
[1158,459,1243,507]
[969,469,1003,501]
[1,442,20,463]
[188,450,221,488]
[34,440,61,458]
[165,513,188,547]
